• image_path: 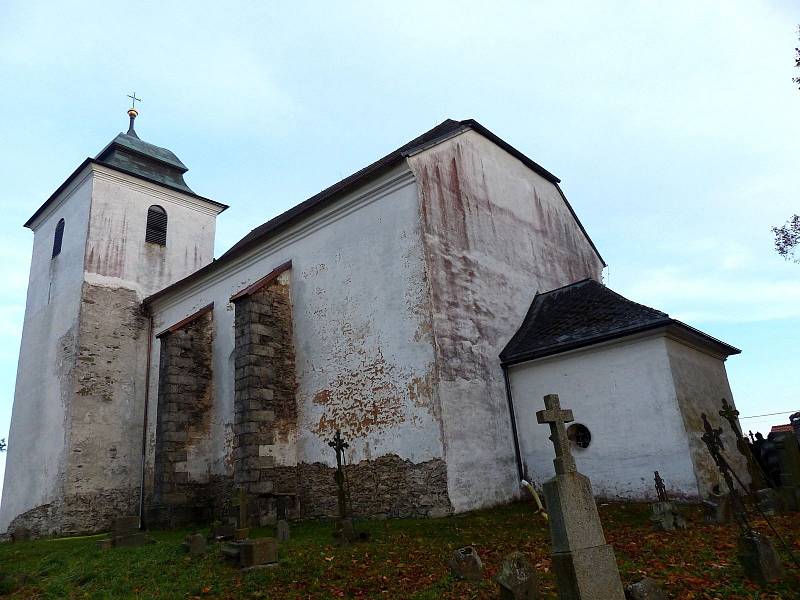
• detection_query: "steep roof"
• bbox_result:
[146,118,600,305]
[24,124,227,229]
[500,279,740,365]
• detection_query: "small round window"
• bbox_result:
[567,423,591,449]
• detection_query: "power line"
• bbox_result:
[739,410,798,420]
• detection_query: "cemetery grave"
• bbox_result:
[0,501,797,598]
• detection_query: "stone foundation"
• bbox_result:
[8,487,140,538]
[297,454,452,519]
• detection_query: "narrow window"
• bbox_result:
[146,205,167,246]
[52,218,65,258]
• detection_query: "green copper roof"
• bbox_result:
[94,128,194,193]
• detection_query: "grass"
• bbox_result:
[0,502,798,598]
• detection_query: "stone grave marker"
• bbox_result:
[649,471,686,531]
[737,530,784,584]
[276,519,290,542]
[448,546,482,581]
[111,515,148,547]
[624,577,667,600]
[183,533,207,555]
[536,394,625,600]
[208,521,236,541]
[701,413,784,583]
[222,537,278,569]
[702,487,732,524]
[495,551,539,599]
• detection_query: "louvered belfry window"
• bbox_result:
[146,205,168,246]
[52,218,65,258]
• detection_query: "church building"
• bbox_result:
[0,111,747,536]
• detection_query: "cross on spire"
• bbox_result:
[127,92,142,109]
[536,394,576,474]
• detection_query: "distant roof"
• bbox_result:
[24,122,227,229]
[500,279,741,365]
[146,118,602,305]
[770,424,795,435]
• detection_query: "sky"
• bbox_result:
[0,1,799,499]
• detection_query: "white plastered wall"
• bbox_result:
[0,172,93,532]
[144,165,444,489]
[509,334,700,500]
[407,130,605,512]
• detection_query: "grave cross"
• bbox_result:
[701,413,751,533]
[719,398,742,439]
[328,430,350,519]
[536,394,576,474]
[654,470,669,502]
[232,487,249,529]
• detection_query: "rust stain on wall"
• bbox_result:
[312,345,405,439]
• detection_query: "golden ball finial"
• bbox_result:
[128,108,138,118]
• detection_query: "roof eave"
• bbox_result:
[24,158,228,229]
[500,318,740,367]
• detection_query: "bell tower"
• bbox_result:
[0,105,227,536]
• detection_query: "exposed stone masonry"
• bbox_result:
[232,272,298,499]
[298,455,452,519]
[151,309,214,525]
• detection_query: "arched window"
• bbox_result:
[145,205,167,246]
[52,218,65,258]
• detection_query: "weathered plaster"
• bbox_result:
[664,337,749,497]
[510,335,700,500]
[144,166,446,515]
[1,161,223,534]
[407,130,604,512]
[0,173,92,533]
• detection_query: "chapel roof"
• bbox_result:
[500,278,740,365]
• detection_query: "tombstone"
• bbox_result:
[10,527,31,543]
[222,537,278,569]
[649,472,686,531]
[700,413,783,583]
[448,546,483,581]
[737,530,785,584]
[768,431,800,511]
[183,533,207,555]
[536,394,625,600]
[276,519,290,542]
[624,577,667,600]
[110,515,148,547]
[495,551,540,599]
[703,487,732,524]
[208,521,236,541]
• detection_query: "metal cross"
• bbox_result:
[536,394,576,474]
[700,412,752,533]
[328,430,350,519]
[654,470,669,502]
[719,398,742,439]
[127,92,142,109]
